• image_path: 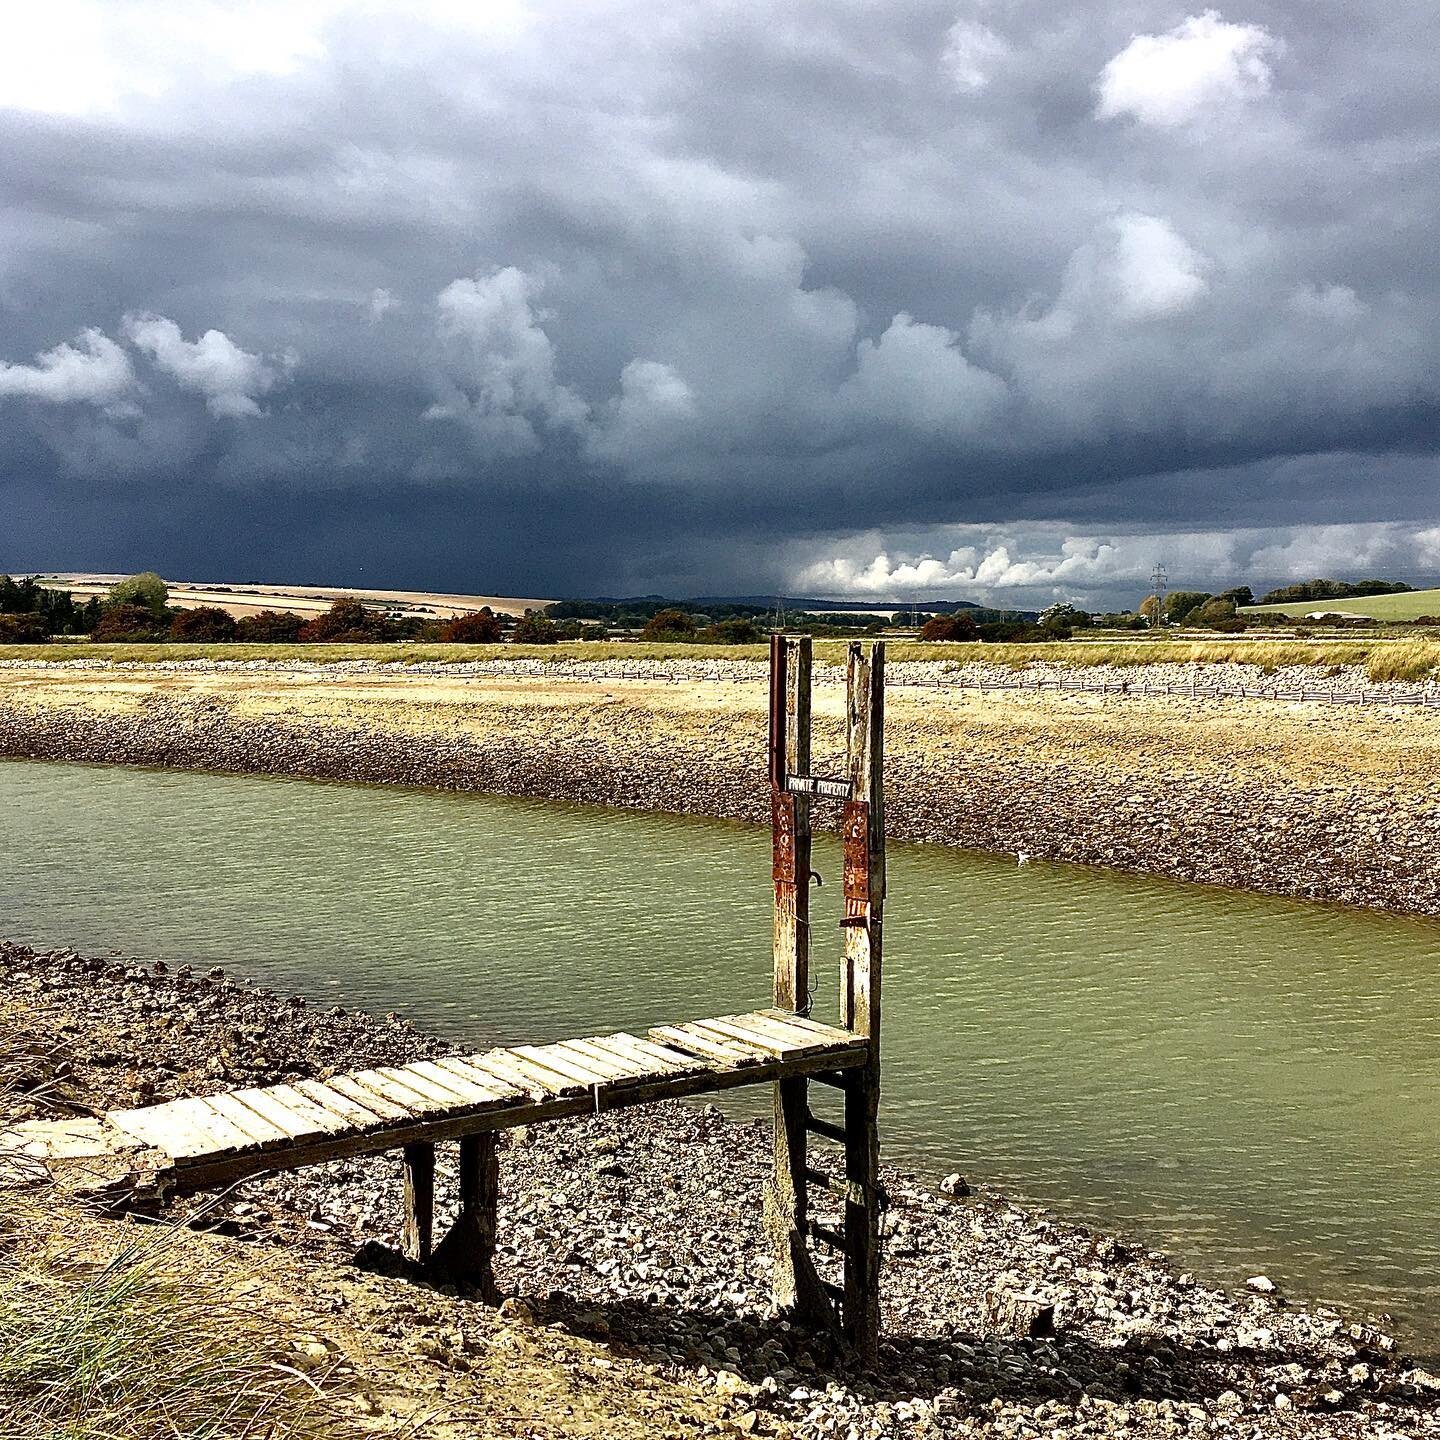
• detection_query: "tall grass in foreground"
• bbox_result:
[0,1197,360,1440]
[2,635,1439,681]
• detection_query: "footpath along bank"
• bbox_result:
[2,656,1439,915]
[4,939,1438,1440]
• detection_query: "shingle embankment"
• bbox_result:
[2,658,1439,916]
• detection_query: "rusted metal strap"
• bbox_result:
[769,633,787,790]
[841,801,871,909]
[772,791,798,885]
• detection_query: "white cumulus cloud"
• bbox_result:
[1096,11,1278,128]
[125,314,284,417]
[425,266,588,456]
[942,19,1009,94]
[840,313,1008,435]
[0,328,137,412]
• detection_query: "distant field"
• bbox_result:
[4,635,1440,680]
[1241,588,1440,621]
[29,574,553,619]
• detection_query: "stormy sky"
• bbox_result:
[2,1,1438,607]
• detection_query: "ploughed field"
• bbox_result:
[3,757,1439,1349]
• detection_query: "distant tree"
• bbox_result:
[169,606,237,641]
[696,617,758,643]
[0,612,48,642]
[512,614,559,644]
[1219,586,1254,607]
[1164,590,1212,624]
[1257,578,1411,605]
[579,622,609,641]
[107,572,169,615]
[1138,594,1161,624]
[920,613,980,642]
[640,608,697,640]
[1184,597,1245,631]
[299,597,389,642]
[92,603,168,641]
[1038,603,1088,635]
[440,609,503,643]
[235,609,305,642]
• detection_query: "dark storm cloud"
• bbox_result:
[2,1,1439,604]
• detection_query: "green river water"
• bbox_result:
[1,758,1436,1347]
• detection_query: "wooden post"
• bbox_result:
[841,641,884,1358]
[401,1141,435,1264]
[767,635,833,1327]
[429,1133,500,1300]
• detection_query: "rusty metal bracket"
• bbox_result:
[841,801,870,908]
[772,791,798,886]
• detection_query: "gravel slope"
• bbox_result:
[2,659,1439,915]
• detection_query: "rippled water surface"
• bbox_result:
[2,758,1437,1344]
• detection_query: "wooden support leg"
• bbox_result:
[842,1069,881,1359]
[430,1134,501,1301]
[401,1141,434,1264]
[767,1075,836,1329]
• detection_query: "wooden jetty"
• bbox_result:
[2,637,886,1352]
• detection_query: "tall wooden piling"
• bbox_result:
[768,635,884,1356]
[840,641,883,1356]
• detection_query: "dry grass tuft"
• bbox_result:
[0,1199,363,1440]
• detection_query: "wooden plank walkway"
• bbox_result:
[2,1009,868,1196]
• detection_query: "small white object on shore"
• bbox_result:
[1016,851,1031,865]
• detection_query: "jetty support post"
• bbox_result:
[841,640,884,1358]
[428,1132,501,1301]
[401,1141,435,1263]
[766,633,833,1327]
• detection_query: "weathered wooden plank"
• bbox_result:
[583,1032,704,1076]
[109,1102,238,1161]
[266,1084,355,1135]
[433,1056,524,1101]
[512,1044,611,1088]
[376,1066,466,1109]
[604,1032,706,1071]
[733,1011,839,1052]
[648,1023,757,1066]
[696,1016,802,1059]
[757,1009,862,1045]
[553,1039,643,1081]
[326,1073,416,1121]
[467,1050,572,1099]
[344,1068,441,1115]
[200,1091,294,1149]
[406,1059,510,1106]
[227,1087,333,1144]
[293,1078,390,1131]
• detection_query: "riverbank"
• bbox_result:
[3,937,1436,1439]
[1,658,1439,916]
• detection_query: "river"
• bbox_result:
[2,757,1436,1345]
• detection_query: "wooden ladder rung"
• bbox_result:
[808,1220,846,1251]
[804,1110,846,1144]
[803,1165,870,1207]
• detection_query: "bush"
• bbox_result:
[919,613,979,642]
[639,608,697,640]
[0,613,48,643]
[168,606,237,642]
[512,614,559,644]
[234,609,305,642]
[298,597,390,642]
[92,604,168,641]
[440,609,503,642]
[1164,590,1212,624]
[703,617,763,644]
[106,572,169,615]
